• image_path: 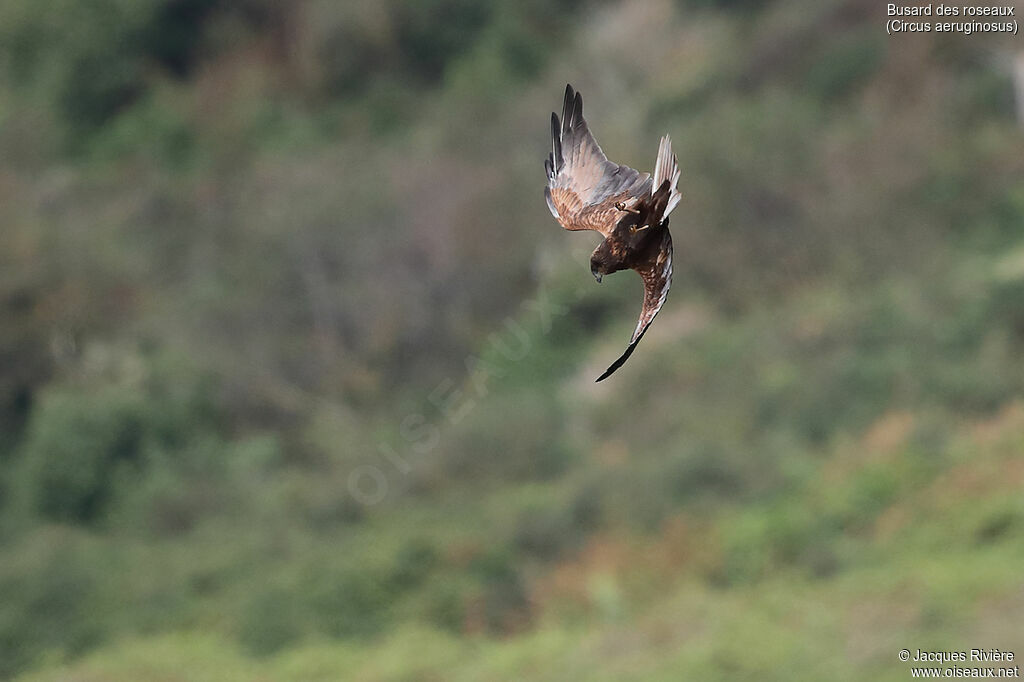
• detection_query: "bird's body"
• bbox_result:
[544,84,681,381]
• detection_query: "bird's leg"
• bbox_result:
[614,201,640,215]
[629,223,650,234]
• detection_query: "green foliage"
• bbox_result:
[10,351,231,527]
[0,0,283,147]
[389,540,440,590]
[15,388,147,524]
[805,32,886,102]
[392,0,493,83]
[468,549,531,634]
[4,0,1024,679]
[307,568,391,639]
[664,443,746,504]
[0,533,106,678]
[443,390,574,482]
[513,504,584,560]
[238,585,305,655]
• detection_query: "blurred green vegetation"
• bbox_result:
[1,0,1023,679]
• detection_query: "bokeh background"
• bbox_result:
[2,0,1023,679]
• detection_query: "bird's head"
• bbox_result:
[590,242,620,284]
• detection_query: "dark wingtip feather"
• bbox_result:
[572,92,583,128]
[550,112,562,171]
[562,85,576,134]
[594,325,651,382]
[595,347,631,382]
[595,361,619,382]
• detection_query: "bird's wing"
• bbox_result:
[545,84,652,237]
[596,229,673,382]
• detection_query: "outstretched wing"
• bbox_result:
[596,229,673,382]
[545,84,652,237]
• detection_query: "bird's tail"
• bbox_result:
[652,135,682,217]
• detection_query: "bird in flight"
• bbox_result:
[544,84,681,382]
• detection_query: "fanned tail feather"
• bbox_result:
[652,135,682,217]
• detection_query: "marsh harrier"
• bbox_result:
[544,84,681,381]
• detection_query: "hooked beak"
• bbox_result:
[591,266,602,284]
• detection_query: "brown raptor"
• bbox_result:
[544,84,681,381]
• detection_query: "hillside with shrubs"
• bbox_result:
[1,0,1022,679]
